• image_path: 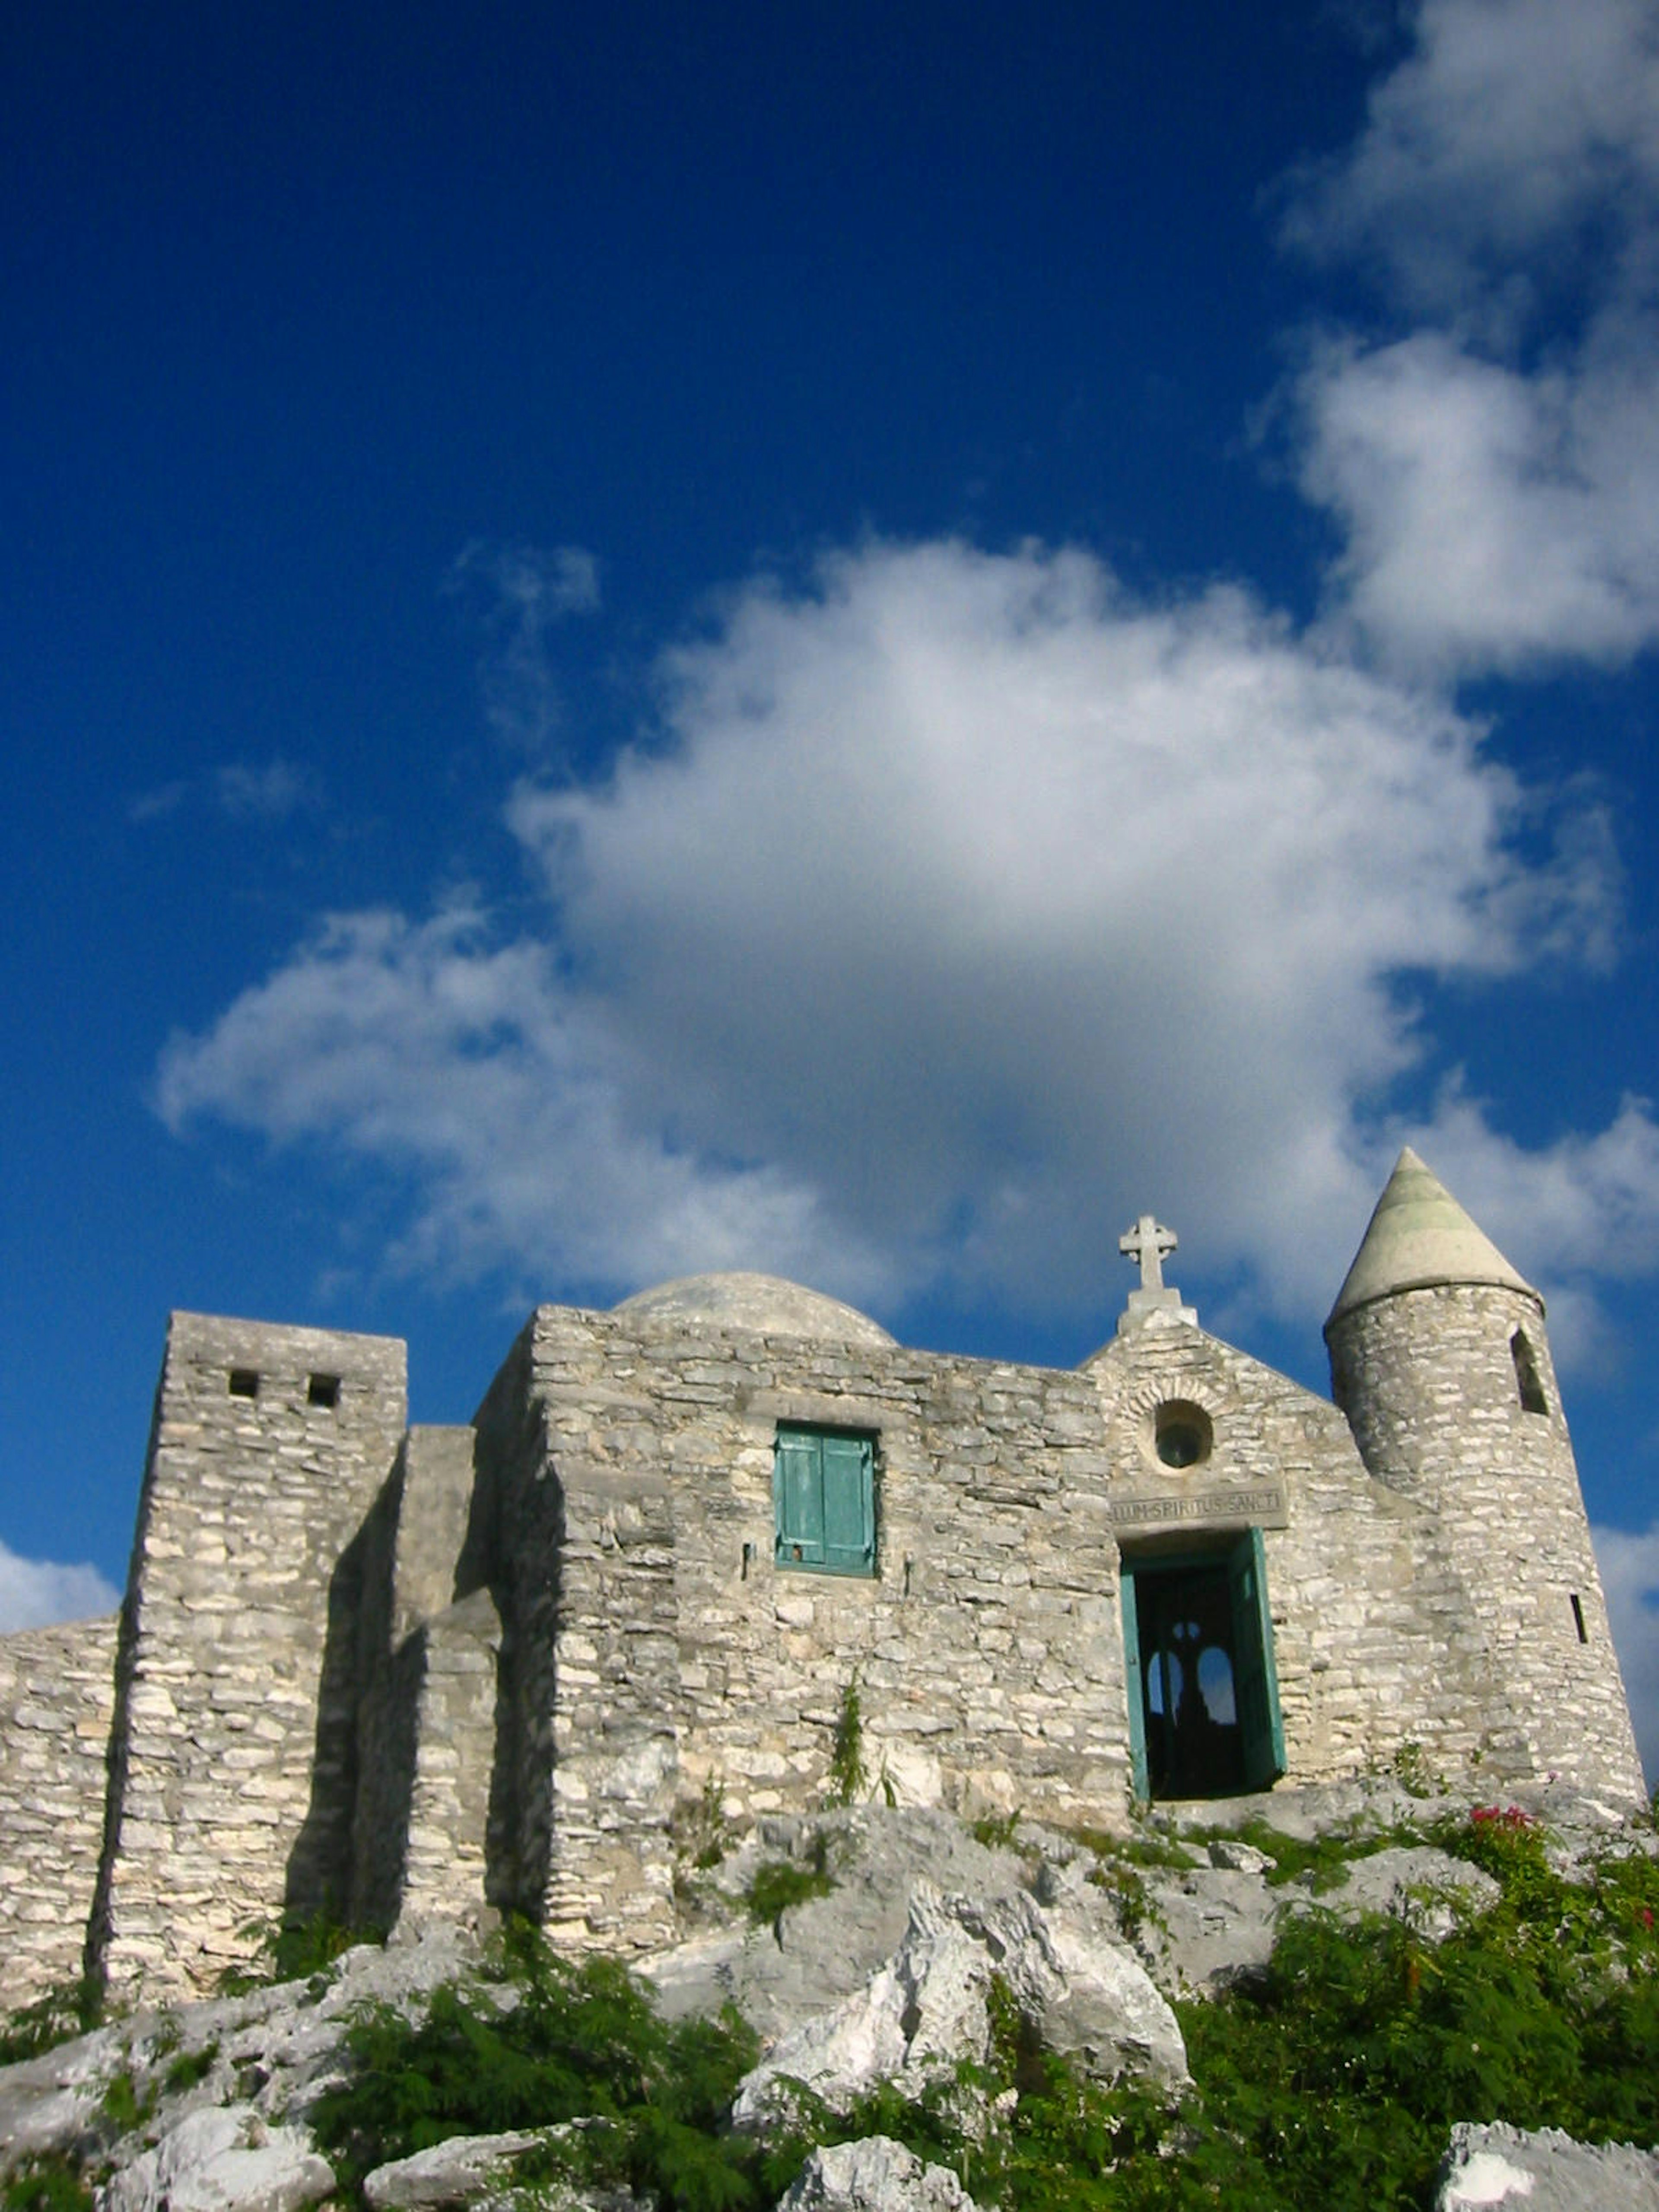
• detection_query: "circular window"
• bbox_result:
[1152,1400,1213,1471]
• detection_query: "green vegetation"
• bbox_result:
[98,2068,150,2132]
[743,1834,836,1925]
[308,1921,786,2212]
[1071,1827,1202,1872]
[1388,1740,1437,1798]
[674,1778,733,1872]
[161,2039,218,2096]
[970,1811,1023,1851]
[8,1809,1657,2212]
[1,2157,94,2212]
[0,1979,102,2068]
[828,1675,868,1807]
[1189,1815,1425,1894]
[218,1907,384,1996]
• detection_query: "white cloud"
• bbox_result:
[129,779,191,824]
[0,1543,120,1634]
[1592,1521,1659,1788]
[129,759,317,826]
[1294,328,1659,674]
[446,542,601,754]
[156,900,890,1305]
[1278,0,1659,673]
[1281,0,1659,328]
[214,759,314,821]
[159,539,1659,1333]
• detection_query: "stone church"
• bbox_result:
[0,1149,1645,2009]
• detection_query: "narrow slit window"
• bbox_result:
[1511,1330,1548,1416]
[307,1373,340,1409]
[1570,1592,1588,1644]
[228,1368,260,1400]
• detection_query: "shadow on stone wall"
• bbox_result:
[283,1524,371,1932]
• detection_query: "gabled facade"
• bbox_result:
[0,1152,1643,2009]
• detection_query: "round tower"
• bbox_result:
[1325,1149,1645,1802]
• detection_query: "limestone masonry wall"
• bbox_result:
[1328,1284,1644,1801]
[1088,1323,1476,1787]
[0,1616,116,2005]
[511,1309,1126,1951]
[89,1313,407,2001]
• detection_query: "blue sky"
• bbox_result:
[5,0,1659,1776]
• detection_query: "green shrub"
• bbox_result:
[970,1811,1023,1851]
[162,2040,219,2095]
[100,2067,153,2132]
[219,1907,383,1995]
[829,1676,868,1806]
[743,1838,835,1925]
[2,2158,95,2212]
[309,1920,764,2212]
[0,1978,102,2066]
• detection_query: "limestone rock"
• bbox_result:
[100,2106,334,2212]
[729,1880,1184,2129]
[360,2121,643,2212]
[0,2018,131,2167]
[1326,1846,1500,1937]
[363,2131,545,2209]
[1435,2121,1659,2210]
[778,2138,979,2212]
[1205,1840,1274,1874]
[642,1808,1025,2042]
[1131,1865,1285,1995]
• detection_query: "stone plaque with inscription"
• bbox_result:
[1107,1482,1289,1535]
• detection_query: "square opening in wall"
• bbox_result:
[307,1373,341,1408]
[228,1369,260,1400]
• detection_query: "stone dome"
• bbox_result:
[611,1271,896,1347]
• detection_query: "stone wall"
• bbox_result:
[395,1589,502,1932]
[488,1304,1127,1952]
[1087,1317,1522,1790]
[89,1313,407,2002]
[350,1426,485,1933]
[1328,1284,1645,1802]
[0,1616,117,2009]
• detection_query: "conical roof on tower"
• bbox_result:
[1326,1147,1538,1328]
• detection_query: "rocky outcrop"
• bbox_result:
[1435,2122,1659,2210]
[728,1881,1184,2131]
[362,2133,545,2211]
[777,2139,979,2212]
[1,1797,1652,2212]
[642,1808,1030,2042]
[101,2106,334,2212]
[0,1924,483,2172]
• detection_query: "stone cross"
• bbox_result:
[1120,1214,1177,1292]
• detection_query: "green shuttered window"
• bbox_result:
[774,1425,877,1576]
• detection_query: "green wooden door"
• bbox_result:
[1121,1570,1150,1799]
[1229,1526,1286,1790]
